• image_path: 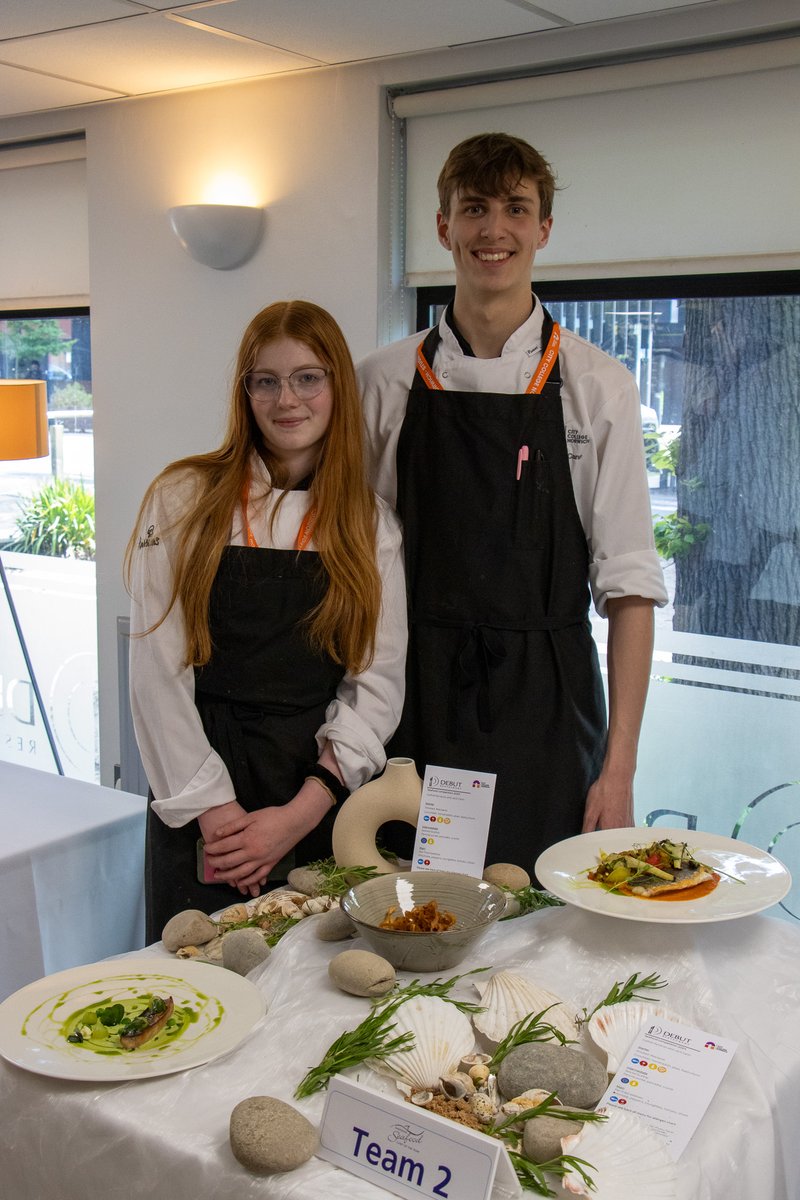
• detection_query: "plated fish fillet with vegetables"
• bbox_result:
[587,838,721,900]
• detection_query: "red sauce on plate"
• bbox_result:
[619,871,721,901]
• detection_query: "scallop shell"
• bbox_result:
[366,995,475,1091]
[218,903,250,923]
[561,1108,677,1197]
[473,970,578,1045]
[300,895,336,915]
[587,1003,682,1074]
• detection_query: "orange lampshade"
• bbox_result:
[0,380,48,461]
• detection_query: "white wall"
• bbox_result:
[0,8,796,785]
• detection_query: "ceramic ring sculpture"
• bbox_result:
[332,757,422,874]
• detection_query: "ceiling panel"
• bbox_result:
[0,63,123,118]
[0,11,320,96]
[189,0,558,62]
[0,0,145,40]
[539,0,718,17]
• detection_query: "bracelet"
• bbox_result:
[305,762,350,807]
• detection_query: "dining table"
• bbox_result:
[0,889,798,1200]
[0,760,147,1003]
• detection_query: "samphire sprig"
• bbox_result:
[578,970,668,1027]
[499,886,565,920]
[371,966,489,1015]
[507,1150,597,1197]
[304,857,381,898]
[294,1000,413,1099]
[491,1093,607,1137]
[489,1006,575,1071]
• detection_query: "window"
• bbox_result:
[417,273,800,923]
[0,309,97,781]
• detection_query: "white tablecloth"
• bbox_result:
[1,902,798,1199]
[0,761,147,1001]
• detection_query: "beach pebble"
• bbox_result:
[498,1045,607,1109]
[483,863,531,890]
[522,1112,588,1163]
[314,906,356,942]
[162,909,217,952]
[328,948,396,996]
[229,1096,318,1174]
[222,929,271,975]
[287,866,327,896]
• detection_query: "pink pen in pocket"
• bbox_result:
[516,444,529,481]
[196,837,217,884]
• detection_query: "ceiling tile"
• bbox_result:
[0,0,144,40]
[189,0,559,63]
[0,62,122,116]
[538,0,716,22]
[0,11,321,95]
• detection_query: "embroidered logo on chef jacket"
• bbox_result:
[565,426,590,462]
[566,428,590,445]
[137,524,161,549]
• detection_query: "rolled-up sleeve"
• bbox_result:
[586,376,668,617]
[316,500,407,791]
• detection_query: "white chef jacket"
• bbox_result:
[129,453,407,828]
[358,300,668,618]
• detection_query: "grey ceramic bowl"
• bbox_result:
[340,870,507,972]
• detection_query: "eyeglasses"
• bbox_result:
[244,368,330,402]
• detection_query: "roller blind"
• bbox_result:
[0,136,89,307]
[398,39,800,285]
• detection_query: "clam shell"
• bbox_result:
[366,995,475,1091]
[473,970,578,1045]
[561,1108,677,1197]
[587,1003,682,1074]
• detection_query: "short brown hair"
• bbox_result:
[437,132,557,220]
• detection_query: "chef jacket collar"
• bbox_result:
[439,292,545,360]
[251,448,313,492]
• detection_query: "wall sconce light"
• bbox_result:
[168,203,264,270]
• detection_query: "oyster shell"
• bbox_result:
[473,970,578,1045]
[366,995,474,1091]
[561,1107,677,1197]
[218,903,250,924]
[587,1003,682,1074]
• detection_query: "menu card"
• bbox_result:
[598,1016,737,1159]
[412,765,496,878]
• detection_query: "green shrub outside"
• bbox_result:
[3,479,95,560]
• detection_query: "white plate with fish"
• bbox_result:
[0,957,265,1081]
[535,827,791,923]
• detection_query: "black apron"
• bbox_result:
[387,310,607,879]
[145,543,345,941]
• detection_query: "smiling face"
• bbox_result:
[436,176,552,306]
[246,336,333,484]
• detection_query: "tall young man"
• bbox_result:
[359,133,667,875]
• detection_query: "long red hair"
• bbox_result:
[125,301,380,673]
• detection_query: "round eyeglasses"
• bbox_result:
[244,367,330,402]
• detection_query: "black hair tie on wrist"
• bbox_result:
[305,762,349,807]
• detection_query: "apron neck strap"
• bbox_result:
[415,306,560,394]
[240,477,315,551]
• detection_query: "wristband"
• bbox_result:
[305,762,349,807]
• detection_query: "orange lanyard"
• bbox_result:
[416,322,561,395]
[240,479,314,551]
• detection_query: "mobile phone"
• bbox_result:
[196,837,216,884]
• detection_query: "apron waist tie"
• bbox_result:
[448,625,507,742]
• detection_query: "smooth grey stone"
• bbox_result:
[328,948,396,996]
[161,909,217,951]
[498,1044,607,1109]
[522,1112,587,1163]
[314,906,356,941]
[222,928,271,975]
[230,1096,318,1174]
[287,866,326,896]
